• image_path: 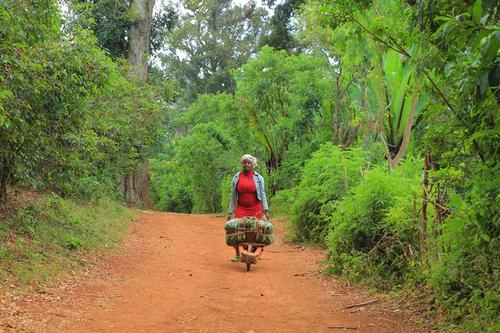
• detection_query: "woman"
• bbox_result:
[227,154,270,261]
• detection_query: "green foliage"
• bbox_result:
[427,164,500,331]
[175,123,236,213]
[150,144,193,212]
[0,0,166,202]
[287,143,376,243]
[261,0,304,52]
[150,93,255,213]
[0,195,132,284]
[270,188,297,218]
[1,1,108,197]
[300,0,374,148]
[77,0,132,58]
[234,47,332,182]
[220,174,234,215]
[159,0,269,102]
[268,139,327,191]
[294,0,500,329]
[366,48,428,163]
[326,160,423,286]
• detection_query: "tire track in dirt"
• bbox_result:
[1,212,425,332]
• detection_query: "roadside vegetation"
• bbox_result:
[0,194,132,285]
[0,1,160,286]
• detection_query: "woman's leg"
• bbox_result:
[231,245,240,262]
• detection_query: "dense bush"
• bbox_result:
[427,164,500,330]
[220,175,234,215]
[270,188,297,218]
[268,139,326,192]
[286,143,375,243]
[326,160,423,286]
[175,123,237,213]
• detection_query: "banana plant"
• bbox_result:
[367,49,428,168]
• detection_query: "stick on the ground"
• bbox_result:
[343,299,379,309]
[328,325,359,330]
[177,316,197,326]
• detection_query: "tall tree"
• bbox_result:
[160,0,269,102]
[234,46,330,190]
[118,0,156,207]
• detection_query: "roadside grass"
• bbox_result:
[0,193,133,286]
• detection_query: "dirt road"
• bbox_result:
[1,212,424,332]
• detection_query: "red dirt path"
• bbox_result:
[1,212,426,332]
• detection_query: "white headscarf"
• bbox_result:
[240,154,257,167]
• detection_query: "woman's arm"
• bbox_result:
[227,173,238,220]
[258,174,270,220]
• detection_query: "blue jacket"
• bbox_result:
[227,171,269,214]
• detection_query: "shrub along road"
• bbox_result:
[1,212,427,332]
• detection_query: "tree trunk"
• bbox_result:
[388,79,420,168]
[421,150,431,261]
[128,0,155,85]
[120,161,153,209]
[0,156,12,204]
[389,83,418,168]
[120,0,156,208]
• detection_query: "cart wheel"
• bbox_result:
[246,262,251,271]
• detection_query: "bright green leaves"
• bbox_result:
[151,94,254,213]
[327,159,423,285]
[288,0,499,329]
[234,46,330,176]
[477,31,500,96]
[174,123,235,213]
[290,143,374,243]
[472,0,483,25]
[432,0,499,101]
[150,93,249,213]
[366,49,428,167]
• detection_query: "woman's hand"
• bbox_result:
[264,210,270,221]
[227,213,233,221]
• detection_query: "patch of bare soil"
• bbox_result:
[0,212,435,332]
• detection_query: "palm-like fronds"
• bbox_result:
[367,49,428,168]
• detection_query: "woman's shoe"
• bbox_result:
[230,255,240,262]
